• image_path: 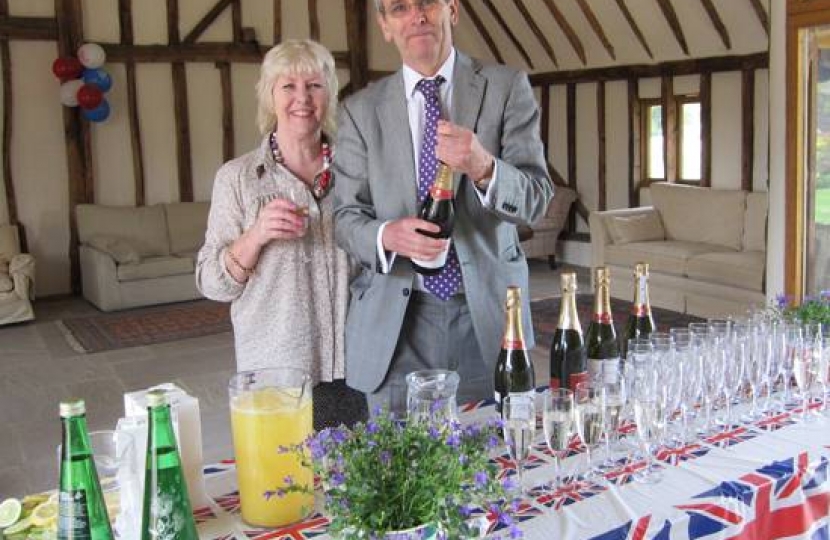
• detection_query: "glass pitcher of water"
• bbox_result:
[405,369,460,424]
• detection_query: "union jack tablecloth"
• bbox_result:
[195,397,830,540]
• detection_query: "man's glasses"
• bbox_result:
[381,0,444,19]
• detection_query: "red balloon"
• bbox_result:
[76,83,103,110]
[52,56,82,82]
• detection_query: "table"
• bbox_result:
[195,397,830,540]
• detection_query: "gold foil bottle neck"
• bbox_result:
[560,272,578,295]
[594,266,610,286]
[634,262,650,277]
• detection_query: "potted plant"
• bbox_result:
[274,411,522,539]
[772,291,830,326]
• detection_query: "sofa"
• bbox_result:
[0,224,35,324]
[521,185,578,267]
[589,182,767,318]
[76,202,210,311]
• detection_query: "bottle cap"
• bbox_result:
[505,285,521,309]
[560,272,578,293]
[594,266,610,285]
[634,262,650,276]
[59,398,85,418]
[146,389,168,408]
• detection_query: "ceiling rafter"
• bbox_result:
[613,0,653,59]
[515,0,558,67]
[481,0,533,69]
[699,0,730,50]
[747,0,769,38]
[182,0,234,44]
[458,0,503,64]
[574,0,615,61]
[539,0,585,65]
[656,0,689,56]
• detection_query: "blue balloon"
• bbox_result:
[82,68,112,92]
[82,99,110,122]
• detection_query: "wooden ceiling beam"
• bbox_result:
[308,0,320,41]
[528,51,768,86]
[458,0,503,64]
[0,16,56,40]
[273,0,282,44]
[656,0,689,56]
[481,0,533,69]
[344,0,368,92]
[699,0,730,50]
[118,0,146,207]
[540,0,585,65]
[614,0,653,59]
[102,42,349,66]
[575,0,615,61]
[748,0,769,38]
[515,0,557,67]
[182,0,233,44]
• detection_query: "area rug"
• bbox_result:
[530,294,704,349]
[58,300,231,353]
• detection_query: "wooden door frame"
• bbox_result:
[786,0,830,300]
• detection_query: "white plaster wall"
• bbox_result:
[606,81,630,210]
[711,72,743,189]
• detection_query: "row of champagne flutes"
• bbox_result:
[502,317,830,493]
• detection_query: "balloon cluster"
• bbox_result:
[52,43,112,122]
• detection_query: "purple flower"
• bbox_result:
[430,398,446,414]
[380,450,392,466]
[497,511,513,526]
[474,471,488,488]
[366,421,379,434]
[487,435,500,449]
[330,471,345,487]
[458,453,469,465]
[457,504,473,518]
[428,426,441,439]
[446,433,461,448]
[283,475,294,486]
[502,476,517,491]
[331,428,348,444]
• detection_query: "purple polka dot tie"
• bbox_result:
[416,76,462,301]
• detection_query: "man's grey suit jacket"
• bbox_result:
[333,51,554,394]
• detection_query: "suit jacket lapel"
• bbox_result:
[451,53,486,195]
[379,72,419,215]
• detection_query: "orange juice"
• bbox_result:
[230,387,313,527]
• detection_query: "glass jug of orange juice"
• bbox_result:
[229,368,313,527]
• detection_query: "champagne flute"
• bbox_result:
[542,388,574,489]
[575,381,606,482]
[502,394,536,494]
[631,367,664,484]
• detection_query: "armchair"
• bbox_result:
[0,224,35,324]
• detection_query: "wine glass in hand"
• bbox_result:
[542,388,575,489]
[502,394,536,495]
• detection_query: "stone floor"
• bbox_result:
[0,259,589,499]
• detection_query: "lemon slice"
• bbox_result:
[31,501,58,527]
[3,515,32,535]
[0,498,23,529]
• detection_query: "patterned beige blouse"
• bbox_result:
[196,136,352,382]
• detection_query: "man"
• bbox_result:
[333,0,553,414]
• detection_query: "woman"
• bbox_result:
[196,39,364,428]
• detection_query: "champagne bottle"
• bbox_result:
[494,286,536,413]
[412,163,455,275]
[586,266,621,383]
[623,262,656,355]
[141,390,198,540]
[549,272,588,391]
[58,399,114,540]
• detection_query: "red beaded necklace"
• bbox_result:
[268,131,333,200]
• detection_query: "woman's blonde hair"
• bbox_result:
[255,39,338,136]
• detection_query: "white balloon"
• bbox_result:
[60,79,84,107]
[77,43,106,69]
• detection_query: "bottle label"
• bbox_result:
[550,377,560,390]
[589,357,621,383]
[411,242,450,269]
[501,339,525,350]
[429,185,454,200]
[631,305,649,317]
[569,371,588,391]
[592,313,612,324]
[58,490,90,540]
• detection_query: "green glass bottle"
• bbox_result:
[58,399,114,540]
[549,272,588,391]
[141,390,198,540]
[623,262,656,356]
[586,267,621,382]
[493,286,536,414]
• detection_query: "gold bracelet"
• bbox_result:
[227,249,255,277]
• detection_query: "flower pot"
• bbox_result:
[383,523,439,540]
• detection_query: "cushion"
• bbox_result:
[116,256,194,282]
[0,225,19,259]
[743,192,768,252]
[165,202,210,255]
[0,274,11,293]
[685,250,765,292]
[605,240,733,277]
[76,204,170,258]
[86,235,141,264]
[607,213,666,244]
[651,183,747,250]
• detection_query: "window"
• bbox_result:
[640,95,702,184]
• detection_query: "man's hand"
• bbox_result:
[382,218,449,261]
[436,120,494,183]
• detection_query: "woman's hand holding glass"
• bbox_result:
[542,388,575,489]
[253,198,309,244]
[502,394,536,495]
